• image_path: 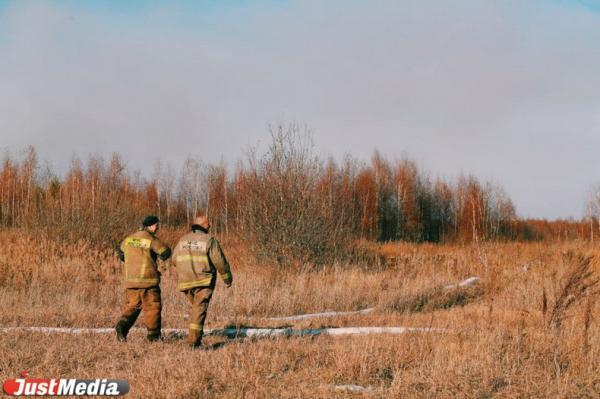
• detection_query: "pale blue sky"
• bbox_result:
[1,0,600,219]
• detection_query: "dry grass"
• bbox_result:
[1,229,599,398]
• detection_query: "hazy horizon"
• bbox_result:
[1,0,600,219]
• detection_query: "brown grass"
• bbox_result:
[547,252,599,330]
[1,230,599,398]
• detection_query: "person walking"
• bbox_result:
[115,215,171,342]
[172,215,233,348]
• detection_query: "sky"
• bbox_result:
[1,0,600,219]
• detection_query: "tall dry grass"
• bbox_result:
[1,229,599,398]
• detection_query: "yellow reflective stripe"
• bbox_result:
[220,271,232,281]
[140,260,147,279]
[124,237,151,249]
[189,323,202,331]
[176,255,208,263]
[127,277,159,284]
[178,277,213,290]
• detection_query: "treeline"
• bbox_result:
[510,219,595,242]
[0,126,591,262]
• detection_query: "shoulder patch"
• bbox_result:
[124,237,152,249]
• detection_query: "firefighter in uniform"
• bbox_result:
[173,215,233,348]
[115,215,171,342]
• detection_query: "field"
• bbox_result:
[1,229,599,398]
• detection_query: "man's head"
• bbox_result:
[142,215,160,233]
[192,215,210,231]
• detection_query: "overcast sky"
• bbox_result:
[1,0,600,219]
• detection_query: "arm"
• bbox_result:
[116,241,125,262]
[151,238,172,261]
[208,238,233,287]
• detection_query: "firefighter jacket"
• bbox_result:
[117,229,171,289]
[173,229,233,291]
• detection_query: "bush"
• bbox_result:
[235,124,350,267]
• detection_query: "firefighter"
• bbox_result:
[115,215,171,342]
[173,215,233,348]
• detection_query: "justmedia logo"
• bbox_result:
[3,371,130,396]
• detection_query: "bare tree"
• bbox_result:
[179,157,208,223]
[585,186,600,244]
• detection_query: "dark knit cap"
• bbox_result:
[142,215,159,227]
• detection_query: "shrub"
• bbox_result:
[234,124,350,267]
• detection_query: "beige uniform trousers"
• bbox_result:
[184,286,214,346]
[117,287,162,340]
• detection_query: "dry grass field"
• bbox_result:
[1,229,599,398]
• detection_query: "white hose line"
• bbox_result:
[333,384,375,393]
[264,308,375,321]
[0,326,445,338]
[443,276,481,290]
[0,277,477,338]
[0,276,479,338]
[258,276,480,321]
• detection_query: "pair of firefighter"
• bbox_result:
[115,215,232,348]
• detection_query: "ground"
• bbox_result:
[0,231,598,398]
